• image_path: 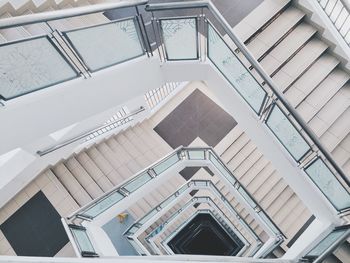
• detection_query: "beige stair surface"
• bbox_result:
[235,0,350,180]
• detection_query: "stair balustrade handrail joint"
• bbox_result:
[145,0,350,187]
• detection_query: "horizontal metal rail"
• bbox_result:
[37,106,145,156]
[0,0,148,29]
[145,0,350,186]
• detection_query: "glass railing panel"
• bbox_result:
[153,153,180,175]
[306,227,349,258]
[63,18,144,72]
[82,191,124,218]
[187,149,205,160]
[209,152,236,185]
[265,104,311,161]
[207,23,267,114]
[258,211,280,236]
[0,36,78,100]
[123,172,152,193]
[70,226,96,255]
[160,194,178,208]
[237,186,256,208]
[139,209,158,225]
[304,158,350,211]
[126,225,140,235]
[160,18,198,60]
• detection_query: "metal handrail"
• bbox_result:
[125,180,260,243]
[145,0,350,187]
[66,146,182,220]
[0,0,148,29]
[66,147,284,246]
[37,106,145,156]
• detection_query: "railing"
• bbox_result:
[144,181,260,246]
[302,224,350,263]
[145,82,184,109]
[145,1,350,214]
[159,206,247,256]
[128,197,249,257]
[37,106,145,156]
[0,0,349,214]
[65,147,284,257]
[123,180,260,256]
[316,0,350,46]
[67,147,283,236]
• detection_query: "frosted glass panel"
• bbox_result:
[161,18,198,60]
[124,172,152,193]
[305,158,350,211]
[71,228,95,253]
[266,104,311,161]
[207,24,266,113]
[307,228,347,257]
[153,153,179,174]
[0,36,77,99]
[209,152,236,184]
[83,191,124,218]
[188,149,205,160]
[65,19,144,71]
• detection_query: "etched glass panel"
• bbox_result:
[307,228,348,257]
[188,149,205,160]
[83,191,124,218]
[70,227,95,253]
[153,153,180,175]
[161,18,198,60]
[64,19,144,72]
[238,186,256,208]
[0,37,77,99]
[124,172,152,193]
[209,152,236,184]
[266,104,311,161]
[207,24,266,113]
[139,209,158,224]
[305,158,350,211]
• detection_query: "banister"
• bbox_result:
[145,0,350,187]
[0,0,148,29]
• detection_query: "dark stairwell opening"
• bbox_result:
[167,213,244,255]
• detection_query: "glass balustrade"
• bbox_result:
[153,153,180,174]
[69,225,97,256]
[63,18,144,72]
[304,225,350,260]
[82,190,124,218]
[265,104,311,162]
[123,172,153,193]
[160,18,198,60]
[69,147,282,248]
[304,158,350,212]
[207,23,267,114]
[0,36,77,100]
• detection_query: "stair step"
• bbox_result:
[296,69,349,122]
[51,163,92,206]
[334,241,350,263]
[308,83,350,137]
[75,152,114,192]
[273,39,329,93]
[65,156,104,199]
[234,0,290,43]
[259,23,317,76]
[247,7,305,60]
[86,146,124,186]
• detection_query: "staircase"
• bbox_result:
[0,0,111,43]
[234,0,350,178]
[0,0,349,261]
